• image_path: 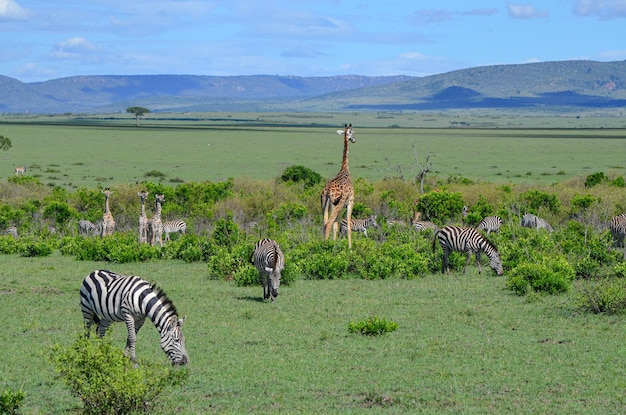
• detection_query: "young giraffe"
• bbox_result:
[138,191,149,244]
[149,194,165,247]
[100,188,115,237]
[321,124,356,248]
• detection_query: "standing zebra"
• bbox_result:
[163,220,187,242]
[78,219,101,237]
[521,213,554,232]
[412,220,439,232]
[609,213,626,247]
[80,269,188,365]
[476,216,502,234]
[432,225,504,275]
[339,215,378,238]
[251,238,285,301]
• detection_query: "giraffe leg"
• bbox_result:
[325,203,343,240]
[345,198,354,249]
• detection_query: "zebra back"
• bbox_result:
[521,213,554,232]
[3,226,18,238]
[251,238,285,301]
[80,269,188,365]
[163,220,187,241]
[476,216,502,234]
[412,220,439,232]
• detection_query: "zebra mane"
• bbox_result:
[150,284,179,317]
[481,235,500,256]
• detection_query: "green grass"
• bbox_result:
[1,253,625,414]
[1,113,626,190]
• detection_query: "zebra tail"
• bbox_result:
[431,230,441,253]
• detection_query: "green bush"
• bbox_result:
[280,165,322,189]
[507,257,574,295]
[348,316,399,336]
[0,388,25,415]
[50,334,188,415]
[415,190,465,222]
[584,172,607,188]
[17,237,55,257]
[577,277,626,314]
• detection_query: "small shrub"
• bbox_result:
[577,277,626,314]
[507,257,574,295]
[0,388,25,415]
[584,171,607,188]
[50,334,188,415]
[348,316,398,336]
[280,165,322,189]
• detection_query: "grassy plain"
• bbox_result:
[1,112,626,189]
[1,253,625,414]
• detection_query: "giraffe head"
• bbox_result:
[336,123,356,143]
[138,190,149,201]
[155,194,165,204]
[101,188,113,197]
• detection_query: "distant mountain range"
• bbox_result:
[1,60,625,114]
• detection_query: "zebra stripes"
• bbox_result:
[432,225,503,275]
[251,238,285,301]
[609,213,626,247]
[80,269,188,365]
[339,215,378,237]
[3,226,18,238]
[163,220,187,241]
[412,220,439,232]
[78,219,101,237]
[521,213,554,232]
[476,216,502,234]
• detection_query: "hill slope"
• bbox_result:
[1,60,625,113]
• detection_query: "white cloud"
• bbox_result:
[0,0,30,20]
[50,37,98,60]
[573,0,626,19]
[507,3,549,19]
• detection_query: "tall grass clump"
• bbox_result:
[0,389,25,415]
[50,334,188,415]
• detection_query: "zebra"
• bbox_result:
[78,219,101,237]
[609,213,626,247]
[521,213,554,232]
[3,226,18,238]
[432,225,504,275]
[339,215,378,238]
[80,269,188,365]
[251,238,285,301]
[476,216,502,234]
[412,220,439,232]
[163,220,187,242]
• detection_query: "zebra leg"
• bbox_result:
[463,252,473,274]
[260,272,270,300]
[124,315,138,362]
[96,321,111,338]
[475,252,482,274]
[441,250,449,274]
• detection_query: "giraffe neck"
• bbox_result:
[340,131,349,171]
[104,196,111,215]
[154,201,162,219]
[140,198,146,218]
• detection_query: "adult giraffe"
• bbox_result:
[321,124,356,248]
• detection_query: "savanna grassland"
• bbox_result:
[1,112,626,414]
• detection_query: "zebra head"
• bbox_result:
[490,254,504,276]
[160,317,188,365]
[264,265,282,300]
[337,123,356,143]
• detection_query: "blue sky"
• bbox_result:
[1,0,625,83]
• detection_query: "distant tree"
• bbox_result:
[126,106,150,126]
[0,135,12,151]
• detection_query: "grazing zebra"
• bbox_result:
[14,166,26,176]
[609,213,626,247]
[251,238,285,301]
[3,226,18,238]
[163,220,187,241]
[476,216,502,234]
[80,269,188,365]
[78,219,101,237]
[521,213,554,232]
[339,215,378,238]
[432,225,503,275]
[412,220,439,232]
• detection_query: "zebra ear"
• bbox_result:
[178,317,186,327]
[337,129,344,135]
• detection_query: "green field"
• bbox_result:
[1,112,626,189]
[1,253,625,414]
